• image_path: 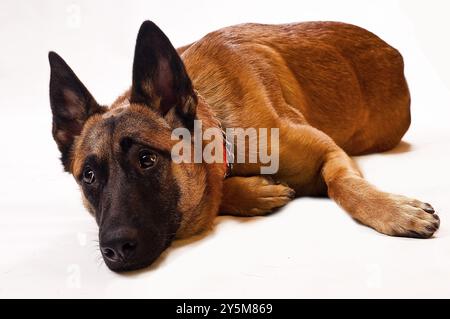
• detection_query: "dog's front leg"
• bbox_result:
[219,176,295,216]
[322,147,440,238]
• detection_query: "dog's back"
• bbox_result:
[181,22,410,155]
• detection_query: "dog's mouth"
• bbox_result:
[103,255,159,273]
[101,246,164,272]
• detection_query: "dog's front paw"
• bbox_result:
[220,176,295,217]
[245,176,296,216]
[368,195,440,239]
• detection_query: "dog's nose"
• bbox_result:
[101,240,137,262]
[100,228,138,263]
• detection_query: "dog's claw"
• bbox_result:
[423,203,435,214]
[287,189,296,199]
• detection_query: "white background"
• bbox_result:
[1,0,450,298]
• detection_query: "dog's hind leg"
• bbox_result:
[219,176,295,216]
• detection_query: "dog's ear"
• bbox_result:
[48,51,105,171]
[130,21,197,127]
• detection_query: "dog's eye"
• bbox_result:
[139,150,157,169]
[82,167,95,184]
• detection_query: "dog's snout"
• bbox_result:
[100,227,138,264]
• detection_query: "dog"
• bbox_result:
[49,21,440,272]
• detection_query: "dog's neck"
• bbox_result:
[195,91,233,177]
[175,92,228,237]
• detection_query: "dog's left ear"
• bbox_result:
[130,21,197,127]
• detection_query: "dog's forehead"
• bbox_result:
[72,104,176,174]
[90,106,172,146]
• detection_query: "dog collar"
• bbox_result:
[222,131,234,178]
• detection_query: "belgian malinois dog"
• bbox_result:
[49,21,440,272]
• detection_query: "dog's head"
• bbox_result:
[48,21,223,272]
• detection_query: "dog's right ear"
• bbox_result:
[48,52,105,172]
